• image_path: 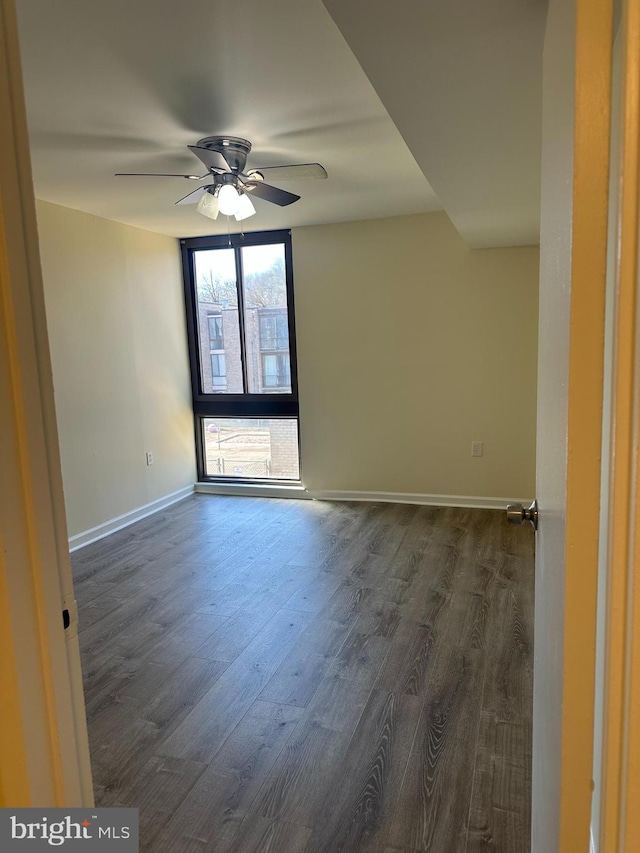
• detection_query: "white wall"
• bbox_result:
[36,201,196,538]
[293,212,539,500]
[36,200,538,535]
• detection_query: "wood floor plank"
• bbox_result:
[248,719,352,827]
[466,806,529,853]
[195,582,259,618]
[284,570,348,613]
[89,660,177,722]
[373,618,436,697]
[73,496,534,853]
[97,754,207,849]
[90,657,228,790]
[298,671,375,735]
[82,654,138,718]
[232,561,316,607]
[367,511,416,559]
[224,816,312,853]
[153,700,303,852]
[79,592,165,657]
[194,596,282,663]
[305,689,422,853]
[385,588,493,852]
[314,581,373,626]
[164,504,302,583]
[144,612,230,667]
[465,546,533,853]
[155,661,276,763]
[352,596,402,640]
[76,588,122,618]
[104,586,220,661]
[480,570,534,724]
[386,646,485,852]
[326,629,391,684]
[296,613,356,659]
[383,848,417,853]
[258,646,331,707]
[158,609,314,763]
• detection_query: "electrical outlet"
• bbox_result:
[471,441,483,458]
[145,450,154,466]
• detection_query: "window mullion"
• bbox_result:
[234,247,250,393]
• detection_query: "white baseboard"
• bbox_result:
[68,485,195,551]
[305,490,528,510]
[69,485,527,550]
[195,482,311,500]
[195,483,526,510]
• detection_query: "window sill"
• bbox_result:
[195,481,311,500]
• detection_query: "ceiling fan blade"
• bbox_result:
[243,181,300,207]
[175,186,213,205]
[188,145,232,173]
[115,172,206,179]
[246,163,327,182]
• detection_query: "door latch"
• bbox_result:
[506,499,538,530]
[61,595,79,638]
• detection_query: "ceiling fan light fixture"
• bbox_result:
[196,190,220,220]
[234,193,256,221]
[218,184,241,216]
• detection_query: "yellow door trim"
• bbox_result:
[600,1,640,849]
[560,0,613,847]
[0,191,65,806]
[0,0,92,806]
[0,546,30,806]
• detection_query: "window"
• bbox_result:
[259,312,289,351]
[210,353,226,387]
[208,313,224,350]
[181,230,300,482]
[203,418,299,479]
[262,353,291,388]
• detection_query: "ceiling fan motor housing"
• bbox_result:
[196,136,252,173]
[216,172,242,192]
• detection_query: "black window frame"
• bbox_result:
[181,229,300,484]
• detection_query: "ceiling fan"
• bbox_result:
[115,136,327,221]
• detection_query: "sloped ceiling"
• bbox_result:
[322,0,547,247]
[16,0,545,246]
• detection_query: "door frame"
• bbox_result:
[598,1,640,849]
[3,0,640,839]
[539,0,640,848]
[558,0,613,848]
[0,0,92,806]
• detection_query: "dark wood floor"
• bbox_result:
[72,495,534,853]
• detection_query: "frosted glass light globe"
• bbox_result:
[235,193,256,221]
[218,184,241,216]
[196,191,219,220]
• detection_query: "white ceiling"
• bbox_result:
[323,0,547,247]
[16,0,546,247]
